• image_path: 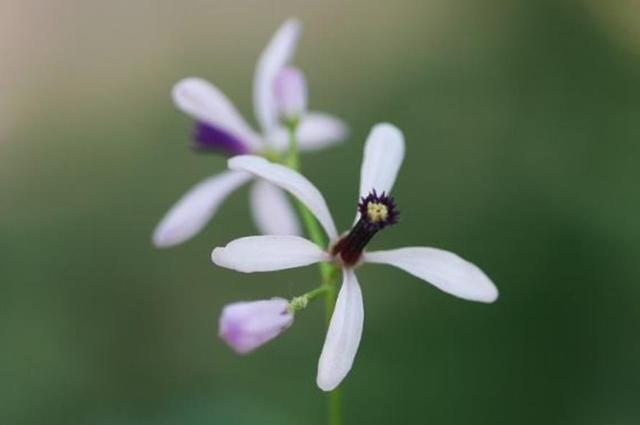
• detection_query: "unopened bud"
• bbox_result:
[219,298,294,354]
[274,67,307,123]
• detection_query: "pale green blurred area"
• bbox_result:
[2,0,640,424]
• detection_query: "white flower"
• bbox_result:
[219,298,294,354]
[153,18,348,248]
[211,123,498,391]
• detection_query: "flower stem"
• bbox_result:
[285,121,300,170]
[290,284,332,312]
[284,121,334,283]
[328,387,342,425]
[285,120,342,425]
[297,202,334,282]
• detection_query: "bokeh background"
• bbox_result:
[2,0,640,424]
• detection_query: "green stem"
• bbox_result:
[285,119,342,425]
[286,122,299,170]
[328,387,342,425]
[285,121,333,283]
[290,283,332,312]
[305,284,332,302]
[297,202,333,282]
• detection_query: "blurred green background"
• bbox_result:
[2,0,640,424]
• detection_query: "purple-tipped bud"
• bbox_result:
[219,298,294,354]
[274,67,307,121]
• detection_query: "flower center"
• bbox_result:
[367,202,388,223]
[331,190,399,267]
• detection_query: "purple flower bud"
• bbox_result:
[274,67,307,121]
[219,298,294,354]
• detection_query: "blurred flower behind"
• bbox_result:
[152,19,347,248]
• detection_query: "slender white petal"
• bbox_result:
[317,269,364,391]
[229,155,338,239]
[268,112,348,152]
[358,123,405,198]
[249,180,301,236]
[364,247,498,303]
[172,77,262,150]
[212,235,329,272]
[253,19,302,134]
[297,112,348,151]
[153,171,252,248]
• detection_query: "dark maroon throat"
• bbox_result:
[331,190,399,267]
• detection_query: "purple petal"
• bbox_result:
[219,298,294,354]
[274,67,307,120]
[192,121,251,156]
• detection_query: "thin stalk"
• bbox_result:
[285,121,333,282]
[286,122,299,170]
[297,202,333,282]
[285,120,342,425]
[328,387,342,425]
[304,283,332,302]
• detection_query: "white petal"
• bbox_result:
[229,155,338,240]
[297,112,348,151]
[211,235,329,272]
[364,247,498,303]
[358,123,405,198]
[253,18,302,133]
[249,180,301,236]
[317,269,364,391]
[172,77,262,150]
[267,112,348,152]
[152,171,252,248]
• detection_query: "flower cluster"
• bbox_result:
[154,19,498,394]
[153,19,347,247]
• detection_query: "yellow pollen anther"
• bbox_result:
[367,202,389,223]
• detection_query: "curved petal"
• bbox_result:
[172,77,262,151]
[253,18,302,134]
[152,170,252,248]
[267,112,348,152]
[229,155,338,240]
[358,123,405,198]
[249,180,301,236]
[364,247,498,303]
[297,112,348,151]
[317,269,364,391]
[211,235,329,272]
